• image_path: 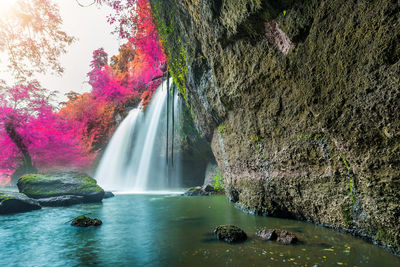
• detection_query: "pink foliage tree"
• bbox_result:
[0,81,93,185]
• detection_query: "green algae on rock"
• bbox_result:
[17,172,105,203]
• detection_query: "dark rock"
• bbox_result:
[256,228,298,244]
[71,216,102,227]
[183,186,209,196]
[214,225,247,243]
[17,172,105,203]
[256,229,278,241]
[37,195,85,207]
[202,184,215,192]
[0,192,41,214]
[104,191,115,199]
[276,230,298,245]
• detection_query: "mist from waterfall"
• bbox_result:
[95,79,183,193]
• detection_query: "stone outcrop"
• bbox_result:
[151,0,400,254]
[17,172,105,203]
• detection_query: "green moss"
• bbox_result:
[217,124,226,135]
[341,205,353,227]
[339,153,356,206]
[151,1,188,100]
[19,174,42,184]
[212,173,225,192]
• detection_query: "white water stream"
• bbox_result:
[95,79,181,192]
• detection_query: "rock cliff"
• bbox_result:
[150,0,400,254]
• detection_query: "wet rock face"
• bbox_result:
[152,0,400,254]
[0,192,41,214]
[214,225,247,243]
[37,195,85,207]
[71,216,102,227]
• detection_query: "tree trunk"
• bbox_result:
[5,120,37,184]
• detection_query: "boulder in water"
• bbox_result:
[256,228,298,244]
[277,230,298,244]
[37,195,85,207]
[17,172,105,203]
[183,186,209,196]
[202,184,215,192]
[104,191,115,199]
[0,191,41,214]
[214,225,247,243]
[256,229,278,240]
[71,216,102,227]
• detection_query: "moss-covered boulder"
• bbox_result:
[17,172,105,203]
[214,225,247,243]
[0,192,41,214]
[71,216,102,227]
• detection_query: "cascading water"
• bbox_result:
[95,79,183,193]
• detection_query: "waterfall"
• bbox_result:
[95,79,182,193]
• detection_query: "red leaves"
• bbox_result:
[0,83,94,184]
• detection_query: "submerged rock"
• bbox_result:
[277,230,298,245]
[37,195,85,207]
[255,229,278,241]
[256,228,298,244]
[17,172,105,203]
[0,192,41,214]
[183,186,209,196]
[71,216,102,227]
[214,225,247,243]
[104,191,115,199]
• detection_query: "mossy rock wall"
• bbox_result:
[151,0,400,254]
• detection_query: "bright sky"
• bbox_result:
[0,0,121,102]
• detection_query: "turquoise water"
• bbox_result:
[0,194,399,266]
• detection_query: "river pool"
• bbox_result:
[0,194,399,266]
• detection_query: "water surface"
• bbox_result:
[0,195,398,266]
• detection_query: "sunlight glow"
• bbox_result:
[0,0,17,15]
[0,0,17,9]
